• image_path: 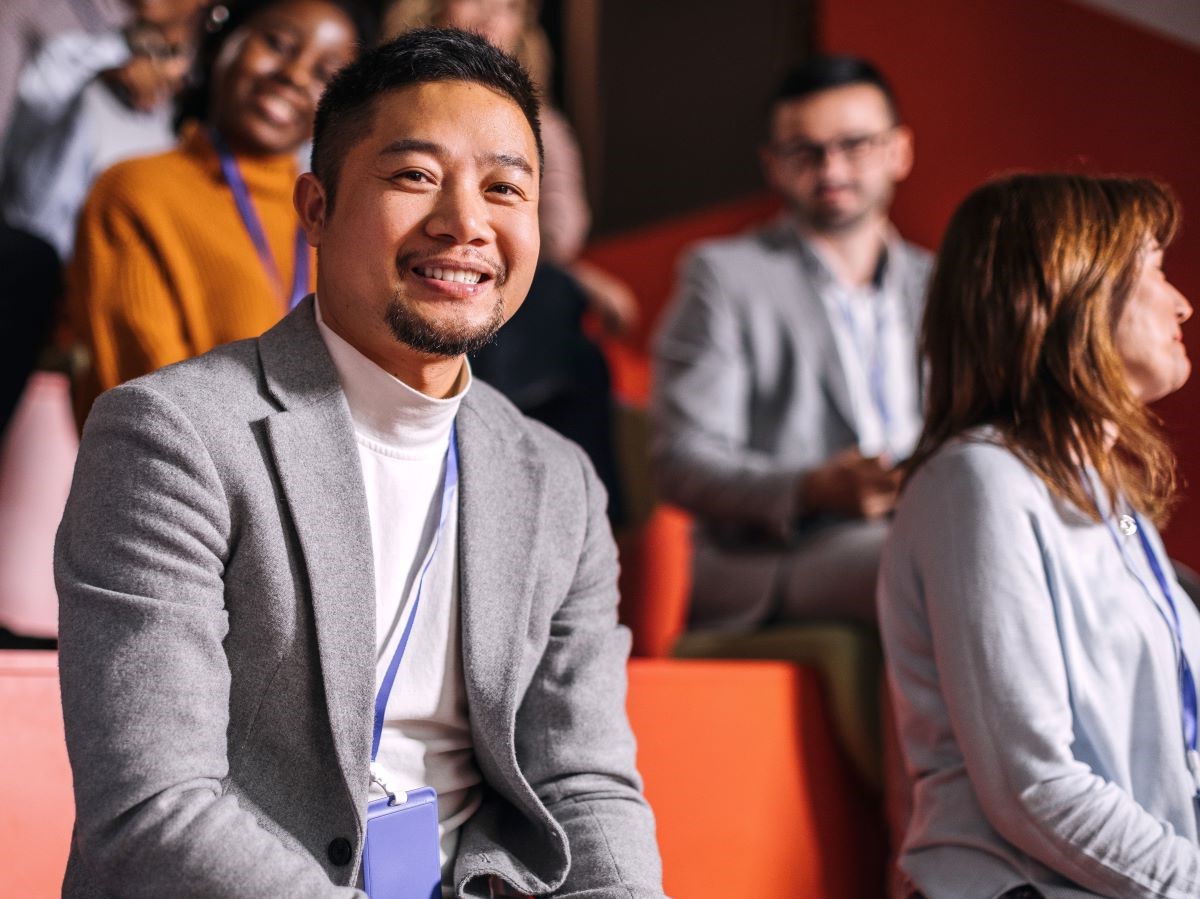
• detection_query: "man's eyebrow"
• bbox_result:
[377,142,534,177]
[379,138,443,157]
[483,152,534,177]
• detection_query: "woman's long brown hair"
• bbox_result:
[908,173,1181,523]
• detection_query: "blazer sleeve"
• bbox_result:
[55,382,364,899]
[895,449,1200,898]
[513,444,665,898]
[651,248,809,535]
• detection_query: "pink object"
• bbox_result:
[0,650,73,897]
[0,373,78,637]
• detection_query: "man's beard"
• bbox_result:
[384,287,507,357]
[800,181,894,234]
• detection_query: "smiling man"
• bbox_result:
[56,28,663,899]
[652,55,932,630]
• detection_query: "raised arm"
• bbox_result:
[56,382,364,898]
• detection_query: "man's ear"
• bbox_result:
[294,172,328,246]
[889,125,915,184]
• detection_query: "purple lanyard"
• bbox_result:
[210,130,310,310]
[371,423,459,762]
[1101,504,1199,754]
[835,294,892,437]
[1132,514,1198,752]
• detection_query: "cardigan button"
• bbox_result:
[327,837,353,867]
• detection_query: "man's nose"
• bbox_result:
[816,146,853,181]
[425,181,493,245]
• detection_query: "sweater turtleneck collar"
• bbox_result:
[179,121,299,205]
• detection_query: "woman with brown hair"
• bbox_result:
[879,173,1200,898]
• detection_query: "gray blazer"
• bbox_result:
[651,217,931,629]
[55,297,663,899]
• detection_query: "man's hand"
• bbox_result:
[799,446,902,519]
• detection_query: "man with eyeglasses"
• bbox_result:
[652,55,932,631]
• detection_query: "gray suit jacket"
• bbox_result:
[651,217,932,629]
[55,297,663,899]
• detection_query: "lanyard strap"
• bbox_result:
[210,130,310,310]
[371,423,460,761]
[1131,513,1199,751]
[834,293,893,438]
[1101,503,1199,753]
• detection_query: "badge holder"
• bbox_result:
[363,767,441,899]
[362,427,457,898]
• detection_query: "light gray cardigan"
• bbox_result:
[880,431,1200,899]
[55,298,663,899]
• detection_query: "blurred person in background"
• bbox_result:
[652,55,929,632]
[0,0,129,163]
[2,0,207,261]
[880,173,1200,899]
[651,57,928,888]
[68,0,375,423]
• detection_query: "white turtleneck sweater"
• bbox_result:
[315,299,482,885]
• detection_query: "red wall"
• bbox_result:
[821,0,1200,565]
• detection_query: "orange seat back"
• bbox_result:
[0,651,73,897]
[627,658,886,898]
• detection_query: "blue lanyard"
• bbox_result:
[1133,514,1199,752]
[834,293,892,438]
[1103,508,1199,753]
[209,130,310,310]
[370,423,459,762]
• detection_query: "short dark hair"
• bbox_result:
[312,27,543,212]
[176,0,378,130]
[769,54,899,125]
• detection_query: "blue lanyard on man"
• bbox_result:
[210,130,310,310]
[361,423,458,898]
[1104,507,1200,794]
[834,291,892,442]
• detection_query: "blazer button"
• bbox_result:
[327,837,353,867]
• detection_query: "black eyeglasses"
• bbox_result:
[771,128,895,170]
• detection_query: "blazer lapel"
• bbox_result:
[259,299,376,799]
[454,391,547,774]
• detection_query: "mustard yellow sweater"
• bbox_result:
[68,124,313,419]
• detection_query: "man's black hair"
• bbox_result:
[312,27,543,213]
[175,0,379,131]
[769,54,900,127]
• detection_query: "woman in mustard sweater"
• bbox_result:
[68,0,374,421]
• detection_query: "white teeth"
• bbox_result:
[417,266,483,285]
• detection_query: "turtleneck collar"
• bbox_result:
[179,121,299,205]
[314,296,469,456]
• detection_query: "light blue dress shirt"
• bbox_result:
[880,429,1200,898]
